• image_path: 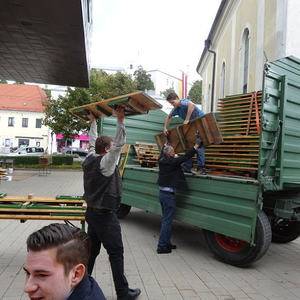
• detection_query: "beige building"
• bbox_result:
[197,0,300,112]
[0,84,49,152]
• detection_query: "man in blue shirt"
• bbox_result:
[163,93,206,174]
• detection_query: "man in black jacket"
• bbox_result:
[83,108,141,300]
[157,140,201,254]
[24,223,106,300]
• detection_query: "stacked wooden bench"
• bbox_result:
[0,168,7,181]
[205,91,262,177]
[0,195,86,230]
[133,142,160,168]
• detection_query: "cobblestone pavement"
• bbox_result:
[0,170,300,300]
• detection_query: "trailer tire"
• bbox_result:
[271,219,300,243]
[116,204,131,219]
[203,210,272,267]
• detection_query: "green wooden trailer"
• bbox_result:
[101,56,300,266]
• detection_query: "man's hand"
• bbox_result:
[183,120,189,125]
[87,112,96,122]
[194,137,202,149]
[163,128,169,136]
[114,106,125,123]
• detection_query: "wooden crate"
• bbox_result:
[155,112,223,152]
[69,91,162,120]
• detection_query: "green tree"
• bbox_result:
[43,70,137,140]
[0,79,8,84]
[133,66,154,91]
[161,88,175,98]
[14,81,24,84]
[43,88,52,100]
[188,80,202,104]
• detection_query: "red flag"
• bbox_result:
[181,72,185,98]
[184,74,187,98]
[181,72,188,98]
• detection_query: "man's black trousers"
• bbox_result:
[86,208,129,297]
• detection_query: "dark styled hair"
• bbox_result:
[26,223,90,275]
[95,135,113,154]
[166,93,179,101]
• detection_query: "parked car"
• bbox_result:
[65,147,88,157]
[4,146,45,156]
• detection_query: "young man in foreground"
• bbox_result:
[24,223,106,300]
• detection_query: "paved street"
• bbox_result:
[0,170,300,300]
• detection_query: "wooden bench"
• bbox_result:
[133,142,160,168]
[0,195,86,230]
[205,91,262,177]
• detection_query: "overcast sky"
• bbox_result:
[91,0,221,83]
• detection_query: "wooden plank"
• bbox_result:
[0,215,85,221]
[0,208,85,213]
[220,122,258,128]
[206,152,259,157]
[218,111,261,118]
[133,142,159,167]
[118,144,130,177]
[206,158,258,164]
[205,164,258,171]
[0,196,85,204]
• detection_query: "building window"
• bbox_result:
[242,28,250,93]
[18,139,29,147]
[8,117,14,127]
[5,139,11,147]
[36,118,42,128]
[220,62,226,98]
[22,118,28,128]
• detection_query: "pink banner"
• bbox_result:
[56,134,89,141]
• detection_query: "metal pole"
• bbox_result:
[205,39,217,112]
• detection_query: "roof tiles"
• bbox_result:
[0,84,49,112]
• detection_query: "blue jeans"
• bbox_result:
[157,190,176,249]
[184,146,205,171]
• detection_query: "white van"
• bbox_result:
[6,146,45,156]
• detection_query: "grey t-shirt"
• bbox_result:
[87,120,126,176]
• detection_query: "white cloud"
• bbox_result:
[91,0,221,82]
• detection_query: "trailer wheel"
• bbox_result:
[203,210,272,267]
[271,219,300,243]
[117,204,131,219]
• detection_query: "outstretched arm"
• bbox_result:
[100,107,126,176]
[87,113,97,155]
[167,139,200,166]
[163,115,172,135]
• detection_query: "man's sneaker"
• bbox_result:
[183,168,192,173]
[196,168,207,175]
